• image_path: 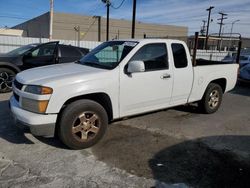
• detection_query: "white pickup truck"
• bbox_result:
[10,39,238,149]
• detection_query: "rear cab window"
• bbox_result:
[171,43,188,68]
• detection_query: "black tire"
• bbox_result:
[59,99,108,149]
[198,83,223,114]
[0,68,16,93]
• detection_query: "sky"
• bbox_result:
[0,0,249,37]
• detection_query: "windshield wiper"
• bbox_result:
[75,60,83,64]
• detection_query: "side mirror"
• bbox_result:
[22,52,32,61]
[24,52,32,58]
[127,60,145,74]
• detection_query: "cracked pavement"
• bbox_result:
[0,84,250,188]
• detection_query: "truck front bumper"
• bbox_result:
[9,96,58,137]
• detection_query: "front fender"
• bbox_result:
[45,78,119,118]
[0,62,21,73]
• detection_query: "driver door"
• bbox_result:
[119,43,173,117]
[22,42,58,69]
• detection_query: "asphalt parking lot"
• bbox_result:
[0,84,250,188]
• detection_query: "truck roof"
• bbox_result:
[112,38,185,43]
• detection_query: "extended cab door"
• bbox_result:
[169,42,193,105]
[119,43,173,117]
[22,42,58,69]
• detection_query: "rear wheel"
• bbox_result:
[198,83,223,114]
[59,99,108,149]
[0,68,15,93]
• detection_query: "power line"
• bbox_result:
[83,19,97,37]
[111,0,126,9]
[225,22,250,25]
[2,1,46,12]
[0,15,29,20]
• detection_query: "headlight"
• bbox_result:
[22,98,49,113]
[25,85,53,95]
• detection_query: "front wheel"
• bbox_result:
[0,68,16,93]
[198,83,223,114]
[59,99,108,149]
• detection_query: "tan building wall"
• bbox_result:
[13,12,50,38]
[53,12,188,41]
[13,12,188,41]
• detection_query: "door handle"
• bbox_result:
[161,74,171,79]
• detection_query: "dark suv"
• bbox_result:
[0,41,89,93]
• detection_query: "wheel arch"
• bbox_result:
[0,62,21,74]
[59,92,113,123]
[209,78,227,93]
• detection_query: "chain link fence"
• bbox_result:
[0,34,242,63]
[0,35,101,54]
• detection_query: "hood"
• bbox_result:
[0,56,17,63]
[16,62,108,85]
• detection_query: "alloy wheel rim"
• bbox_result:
[208,90,219,109]
[0,72,14,91]
[72,112,100,142]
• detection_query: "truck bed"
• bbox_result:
[196,58,235,66]
[188,63,239,103]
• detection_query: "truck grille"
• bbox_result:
[14,79,23,90]
[13,79,22,102]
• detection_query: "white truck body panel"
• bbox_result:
[167,41,194,106]
[16,63,121,119]
[119,40,173,116]
[188,64,238,102]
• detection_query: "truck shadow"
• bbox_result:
[34,136,68,149]
[0,99,66,148]
[172,104,200,114]
[0,100,34,144]
[230,83,250,97]
[149,136,250,188]
[91,124,250,188]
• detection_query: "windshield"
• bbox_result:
[78,41,138,69]
[6,44,37,56]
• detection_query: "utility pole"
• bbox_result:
[230,19,240,38]
[101,0,111,41]
[49,0,54,40]
[201,20,206,35]
[217,12,228,38]
[93,16,101,41]
[217,12,228,50]
[201,20,206,49]
[205,6,214,50]
[131,0,137,38]
[97,16,101,41]
[106,1,110,41]
[74,26,80,47]
[230,19,240,48]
